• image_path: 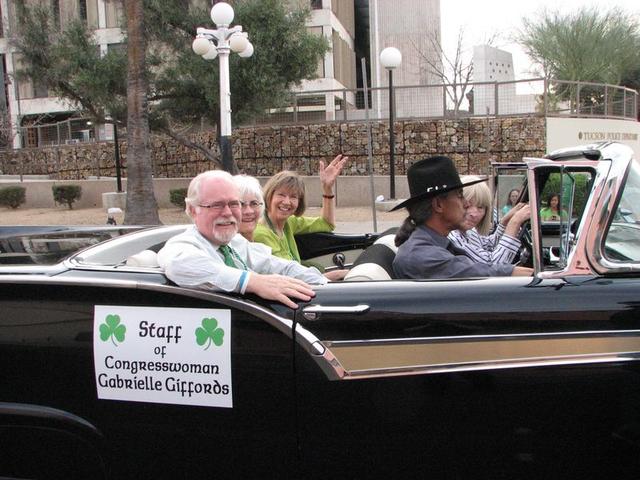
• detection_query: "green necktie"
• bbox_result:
[219,245,237,268]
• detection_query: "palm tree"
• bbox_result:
[123,0,160,225]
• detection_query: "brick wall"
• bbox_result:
[0,117,546,179]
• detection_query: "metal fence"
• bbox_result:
[5,78,638,149]
[15,118,100,149]
[246,78,638,126]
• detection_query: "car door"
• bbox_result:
[293,278,640,479]
[0,274,298,480]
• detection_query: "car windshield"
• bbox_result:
[604,161,640,262]
[71,225,188,267]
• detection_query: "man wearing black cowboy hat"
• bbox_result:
[392,156,533,279]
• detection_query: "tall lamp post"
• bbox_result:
[112,120,122,193]
[380,47,402,199]
[192,2,253,172]
[105,117,123,193]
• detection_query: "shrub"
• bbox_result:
[52,184,82,210]
[0,186,26,209]
[169,188,188,208]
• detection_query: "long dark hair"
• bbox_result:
[395,200,434,247]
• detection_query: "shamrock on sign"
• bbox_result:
[195,317,225,350]
[100,314,126,346]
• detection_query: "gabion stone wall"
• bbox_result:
[0,117,546,179]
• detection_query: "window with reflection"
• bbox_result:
[604,162,640,262]
[536,167,594,269]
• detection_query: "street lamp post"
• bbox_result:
[192,2,253,172]
[380,47,402,199]
[105,117,123,192]
[113,120,123,193]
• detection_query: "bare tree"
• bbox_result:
[411,28,497,117]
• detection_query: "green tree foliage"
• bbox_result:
[12,2,128,122]
[11,0,328,171]
[169,187,188,208]
[52,185,82,209]
[517,7,640,86]
[0,186,27,209]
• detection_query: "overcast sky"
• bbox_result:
[440,0,640,79]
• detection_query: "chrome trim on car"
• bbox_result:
[297,328,640,380]
[302,304,370,320]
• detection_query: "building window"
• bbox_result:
[33,79,49,99]
[51,0,60,29]
[107,43,126,55]
[79,0,88,24]
[311,0,322,9]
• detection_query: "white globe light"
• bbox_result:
[192,36,211,56]
[203,47,218,60]
[380,47,402,69]
[229,33,249,53]
[238,42,254,58]
[211,2,234,26]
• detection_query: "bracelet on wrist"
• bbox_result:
[322,194,335,199]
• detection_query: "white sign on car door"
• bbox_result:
[94,305,232,408]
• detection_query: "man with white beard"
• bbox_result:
[158,170,326,308]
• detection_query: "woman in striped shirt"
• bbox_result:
[448,176,530,265]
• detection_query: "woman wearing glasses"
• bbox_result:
[233,174,264,242]
[254,155,348,281]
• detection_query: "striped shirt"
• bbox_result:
[448,224,520,265]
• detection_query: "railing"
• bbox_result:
[4,78,637,149]
[10,117,100,149]
[245,77,638,126]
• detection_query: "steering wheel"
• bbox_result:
[516,222,533,267]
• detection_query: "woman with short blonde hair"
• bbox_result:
[233,174,265,242]
[448,176,530,265]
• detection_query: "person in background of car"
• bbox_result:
[233,174,264,242]
[392,156,534,280]
[254,155,349,281]
[502,188,520,217]
[448,176,530,265]
[157,170,327,309]
[540,193,569,221]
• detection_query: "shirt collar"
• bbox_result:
[417,225,450,248]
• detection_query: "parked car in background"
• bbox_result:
[1,142,640,479]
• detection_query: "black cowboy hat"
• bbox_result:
[390,156,486,211]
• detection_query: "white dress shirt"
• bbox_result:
[157,225,327,293]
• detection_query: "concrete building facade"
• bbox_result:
[0,0,126,149]
[472,44,537,115]
[368,0,442,118]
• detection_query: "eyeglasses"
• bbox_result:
[198,201,242,211]
[240,200,263,209]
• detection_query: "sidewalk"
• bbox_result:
[0,206,407,234]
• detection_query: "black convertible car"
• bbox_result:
[1,142,640,479]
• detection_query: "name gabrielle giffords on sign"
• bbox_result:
[98,356,228,397]
[97,373,230,398]
[94,305,233,408]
